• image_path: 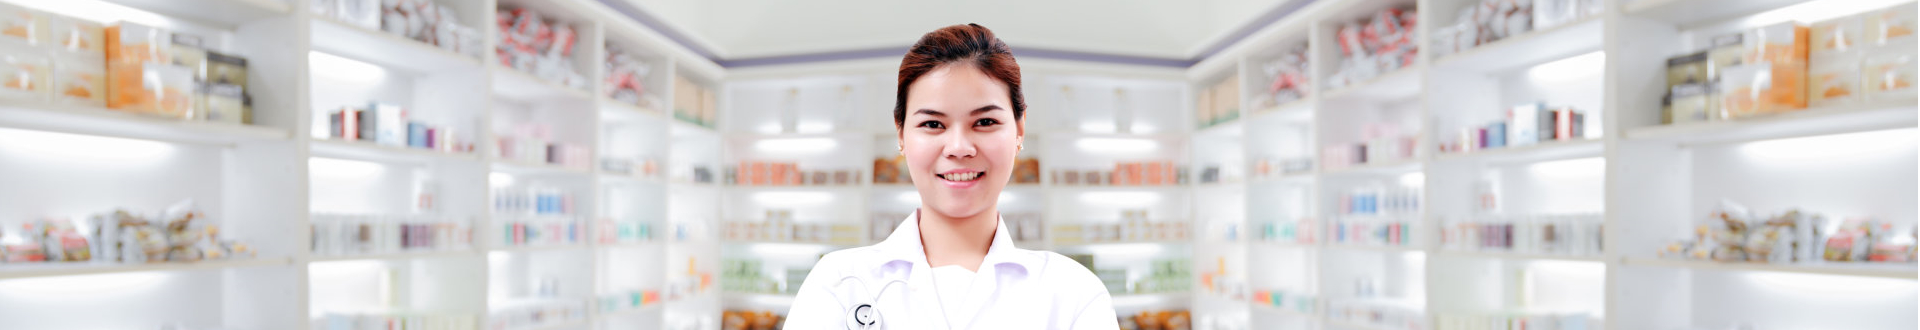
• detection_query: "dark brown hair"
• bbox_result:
[894,23,1026,129]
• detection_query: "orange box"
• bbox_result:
[106,22,194,118]
[749,162,769,185]
[1144,162,1164,185]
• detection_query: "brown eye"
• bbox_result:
[918,121,945,130]
[974,118,1000,127]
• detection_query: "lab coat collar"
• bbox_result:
[875,210,1040,275]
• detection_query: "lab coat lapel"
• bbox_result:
[953,217,1039,329]
[874,211,950,329]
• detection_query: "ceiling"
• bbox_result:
[620,0,1294,61]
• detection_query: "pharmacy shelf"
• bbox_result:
[593,241,665,249]
[1623,99,1919,146]
[1621,257,1919,279]
[1324,244,1424,253]
[492,160,595,176]
[1430,16,1604,74]
[1050,240,1194,250]
[1319,159,1421,176]
[1321,64,1424,102]
[1431,139,1604,165]
[310,249,482,263]
[1325,318,1404,330]
[719,239,862,248]
[1196,119,1244,139]
[601,100,667,124]
[721,292,797,308]
[1250,172,1316,185]
[0,257,294,280]
[1623,0,1813,26]
[489,244,592,253]
[1251,241,1319,249]
[107,0,289,27]
[492,66,595,102]
[1250,98,1315,123]
[725,185,867,193]
[1048,185,1192,193]
[1432,250,1605,263]
[1111,292,1194,309]
[597,303,666,318]
[311,139,482,164]
[509,319,589,330]
[669,117,720,138]
[0,101,291,146]
[1250,302,1322,320]
[600,173,666,186]
[311,17,484,74]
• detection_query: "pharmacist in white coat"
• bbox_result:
[783,24,1118,330]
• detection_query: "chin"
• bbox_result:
[925,194,996,219]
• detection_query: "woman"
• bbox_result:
[783,24,1118,330]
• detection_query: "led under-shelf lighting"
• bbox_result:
[1746,271,1917,296]
[1077,191,1162,206]
[310,51,387,84]
[309,157,384,178]
[753,191,834,206]
[1738,129,1914,162]
[0,271,169,296]
[1745,0,1913,27]
[1074,137,1158,154]
[489,172,516,187]
[1397,172,1425,187]
[753,137,838,154]
[16,0,169,29]
[749,242,835,257]
[0,128,175,161]
[1078,242,1167,256]
[1529,157,1606,179]
[1528,52,1606,83]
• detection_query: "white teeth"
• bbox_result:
[940,172,981,182]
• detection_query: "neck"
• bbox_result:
[918,207,999,272]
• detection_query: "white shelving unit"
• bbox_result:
[0,0,722,329]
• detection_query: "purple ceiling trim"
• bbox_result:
[597,0,1317,69]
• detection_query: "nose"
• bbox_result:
[942,129,976,159]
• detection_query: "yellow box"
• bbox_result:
[107,22,195,118]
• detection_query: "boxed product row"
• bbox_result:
[0,200,254,265]
[1051,161,1189,187]
[1250,289,1318,314]
[1327,6,1419,90]
[595,288,663,313]
[496,123,591,170]
[491,186,576,216]
[1075,255,1191,295]
[312,0,486,58]
[0,3,253,122]
[1255,43,1311,110]
[594,220,657,244]
[314,313,478,330]
[723,212,861,245]
[672,75,718,128]
[1434,312,1596,330]
[1662,4,1917,125]
[1120,309,1193,330]
[683,165,719,184]
[1196,75,1242,128]
[487,299,586,330]
[323,102,477,154]
[599,156,660,178]
[1327,299,1426,330]
[1052,217,1191,245]
[1338,185,1422,216]
[496,216,584,247]
[729,161,862,186]
[873,156,1040,185]
[722,309,783,330]
[1431,0,1601,58]
[603,42,662,109]
[1438,104,1588,154]
[1197,165,1235,184]
[1256,219,1318,244]
[310,213,473,257]
[1438,213,1603,256]
[720,257,805,295]
[1324,127,1419,169]
[1329,217,1417,247]
[666,257,715,299]
[1253,156,1314,179]
[1657,200,1916,264]
[496,7,588,90]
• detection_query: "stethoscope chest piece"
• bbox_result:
[846,303,881,330]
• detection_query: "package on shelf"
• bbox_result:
[1053,216,1189,245]
[0,200,255,264]
[730,161,860,186]
[594,219,656,244]
[721,257,783,294]
[1328,6,1418,90]
[1120,309,1191,330]
[596,288,662,312]
[1329,216,1416,247]
[496,7,588,90]
[1719,22,1811,118]
[723,215,862,245]
[495,123,590,168]
[1051,161,1185,187]
[1657,199,1916,264]
[315,312,477,330]
[598,156,659,178]
[1257,218,1317,244]
[1439,213,1602,256]
[1256,44,1310,110]
[1323,125,1417,169]
[1252,156,1313,178]
[496,215,583,247]
[1440,103,1588,154]
[722,310,784,330]
[1005,213,1044,242]
[104,22,189,117]
[1435,312,1596,330]
[1197,75,1241,127]
[325,103,476,153]
[49,14,102,55]
[1327,299,1426,330]
[872,155,909,184]
[603,43,661,109]
[671,75,716,127]
[491,185,576,215]
[1431,0,1600,58]
[309,213,473,256]
[0,2,45,49]
[1250,289,1318,313]
[487,298,587,330]
[0,44,48,101]
[1338,184,1421,216]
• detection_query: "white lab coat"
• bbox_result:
[784,211,1119,330]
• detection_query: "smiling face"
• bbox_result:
[900,63,1023,219]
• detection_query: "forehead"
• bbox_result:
[906,64,1011,113]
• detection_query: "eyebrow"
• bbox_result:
[914,105,1005,117]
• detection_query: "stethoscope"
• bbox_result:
[833,274,910,330]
